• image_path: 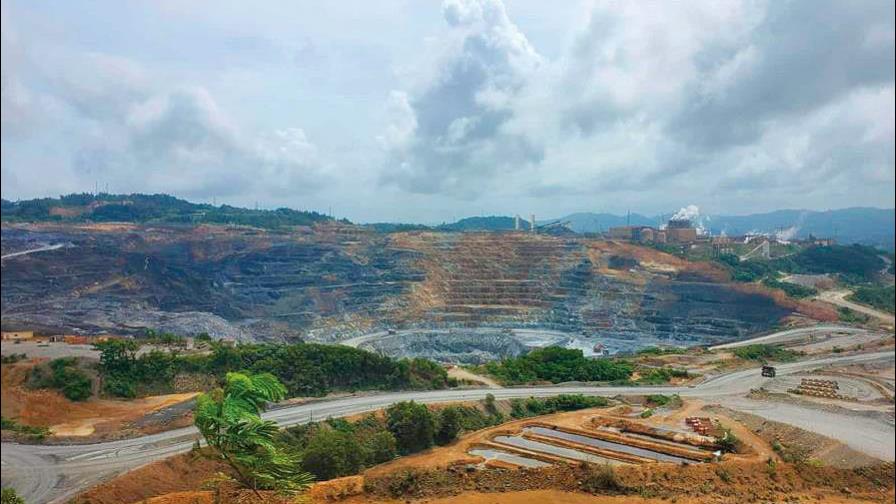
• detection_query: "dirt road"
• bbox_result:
[815,290,895,325]
[0,243,67,260]
[447,366,502,388]
[708,324,869,350]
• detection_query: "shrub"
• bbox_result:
[386,470,423,498]
[646,394,671,406]
[103,376,137,398]
[1,488,26,504]
[362,430,398,465]
[27,358,93,401]
[0,353,27,364]
[301,428,365,480]
[731,344,799,362]
[386,401,435,455]
[434,407,463,445]
[580,463,623,493]
[1,416,50,440]
[717,428,741,454]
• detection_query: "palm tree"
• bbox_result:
[194,371,314,496]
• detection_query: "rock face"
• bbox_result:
[1,224,791,359]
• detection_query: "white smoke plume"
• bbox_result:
[775,226,799,243]
[669,204,707,235]
[671,204,700,222]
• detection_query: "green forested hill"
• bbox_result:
[1,193,333,229]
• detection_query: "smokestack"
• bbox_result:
[514,215,520,231]
[530,214,536,233]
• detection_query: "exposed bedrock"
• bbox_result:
[2,225,794,355]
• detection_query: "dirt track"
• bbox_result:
[816,290,896,325]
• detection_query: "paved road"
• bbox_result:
[1,351,893,504]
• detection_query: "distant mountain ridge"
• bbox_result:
[1,193,334,229]
[3,194,892,249]
[551,207,894,249]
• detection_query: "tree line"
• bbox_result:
[92,339,453,399]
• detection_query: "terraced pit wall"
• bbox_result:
[2,224,791,358]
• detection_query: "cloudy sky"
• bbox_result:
[2,0,894,223]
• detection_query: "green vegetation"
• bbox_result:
[635,346,687,356]
[787,245,885,282]
[386,401,436,455]
[645,394,681,408]
[719,244,887,286]
[717,254,776,282]
[483,347,633,384]
[280,395,513,481]
[194,372,313,495]
[26,357,93,401]
[850,285,895,314]
[482,346,693,387]
[716,427,741,454]
[279,415,398,481]
[762,278,817,299]
[1,488,26,504]
[437,216,516,232]
[837,307,870,324]
[142,329,189,348]
[1,193,334,229]
[1,416,50,440]
[0,353,27,364]
[731,344,799,362]
[278,393,607,482]
[509,394,608,418]
[94,339,178,398]
[635,367,690,385]
[93,338,451,399]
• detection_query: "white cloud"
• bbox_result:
[1,0,893,220]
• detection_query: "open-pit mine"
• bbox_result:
[2,224,793,362]
[1,223,804,361]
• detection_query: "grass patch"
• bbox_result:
[837,307,870,324]
[1,416,50,440]
[731,344,799,363]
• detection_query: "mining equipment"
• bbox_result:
[761,365,776,378]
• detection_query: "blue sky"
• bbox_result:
[2,0,894,223]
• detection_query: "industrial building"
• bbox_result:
[1,330,34,341]
[608,218,698,244]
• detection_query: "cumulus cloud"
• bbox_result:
[75,86,325,199]
[1,1,325,203]
[380,0,543,196]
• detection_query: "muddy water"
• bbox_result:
[468,448,551,468]
[492,436,624,465]
[525,427,697,464]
